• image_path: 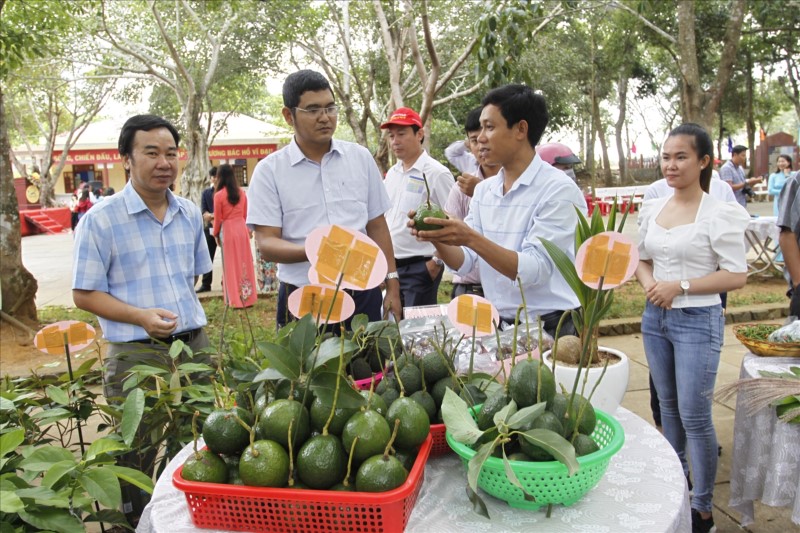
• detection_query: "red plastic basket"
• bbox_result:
[353,371,384,391]
[173,434,432,532]
[428,423,451,456]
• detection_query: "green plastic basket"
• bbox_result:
[446,407,624,510]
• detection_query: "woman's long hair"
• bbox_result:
[667,123,713,193]
[216,164,240,206]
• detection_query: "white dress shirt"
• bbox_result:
[638,194,749,308]
[444,140,480,175]
[444,166,486,285]
[644,175,736,203]
[457,154,586,319]
[383,150,453,259]
[246,137,390,286]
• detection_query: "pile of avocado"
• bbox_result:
[182,380,431,493]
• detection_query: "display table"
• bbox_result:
[138,408,689,533]
[745,216,783,276]
[729,353,800,526]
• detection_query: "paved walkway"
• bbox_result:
[21,229,227,308]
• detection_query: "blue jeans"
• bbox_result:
[641,301,724,513]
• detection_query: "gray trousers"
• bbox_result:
[103,329,211,524]
[103,329,211,401]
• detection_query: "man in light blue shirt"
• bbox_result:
[247,70,401,326]
[412,85,586,338]
[72,114,212,524]
[720,145,762,208]
[73,114,212,388]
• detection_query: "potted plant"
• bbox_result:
[440,202,634,517]
[539,202,634,413]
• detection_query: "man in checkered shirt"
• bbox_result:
[72,114,212,525]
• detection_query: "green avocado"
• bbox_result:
[414,202,447,231]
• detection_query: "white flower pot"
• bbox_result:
[542,346,629,413]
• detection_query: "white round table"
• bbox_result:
[729,353,800,526]
[137,408,690,533]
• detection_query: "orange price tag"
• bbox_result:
[34,321,96,355]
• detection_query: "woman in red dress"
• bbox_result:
[213,164,257,308]
[76,188,93,222]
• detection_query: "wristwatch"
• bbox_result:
[680,280,690,296]
[432,256,444,267]
[386,271,399,281]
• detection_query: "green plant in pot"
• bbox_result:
[539,200,635,413]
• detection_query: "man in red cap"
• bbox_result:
[381,106,454,314]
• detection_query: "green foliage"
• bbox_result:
[105,341,217,476]
[0,0,95,79]
[0,361,150,531]
[441,390,577,519]
[541,202,629,362]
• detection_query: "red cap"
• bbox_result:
[381,107,422,129]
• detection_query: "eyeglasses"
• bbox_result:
[294,105,339,118]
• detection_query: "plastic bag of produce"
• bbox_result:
[768,319,800,343]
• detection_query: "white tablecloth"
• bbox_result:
[729,353,800,526]
[745,216,784,276]
[138,408,690,533]
[746,216,781,247]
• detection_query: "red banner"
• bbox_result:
[53,144,278,165]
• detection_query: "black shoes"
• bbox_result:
[691,508,716,533]
[196,285,211,293]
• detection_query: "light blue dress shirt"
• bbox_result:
[457,154,586,320]
[246,137,391,286]
[72,182,211,342]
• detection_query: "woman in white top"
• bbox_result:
[635,123,749,533]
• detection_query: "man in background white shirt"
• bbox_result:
[444,107,500,297]
[382,106,453,311]
[644,174,736,203]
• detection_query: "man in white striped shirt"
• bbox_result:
[411,85,586,339]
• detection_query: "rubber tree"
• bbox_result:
[6,62,116,207]
[96,0,286,204]
[282,0,486,172]
[611,0,746,133]
[0,0,92,322]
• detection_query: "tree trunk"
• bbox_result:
[0,86,38,323]
[614,73,629,185]
[782,57,800,122]
[180,98,208,205]
[592,96,613,186]
[745,49,756,179]
[676,0,746,131]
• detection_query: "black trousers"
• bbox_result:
[201,227,217,288]
[397,259,443,311]
[276,282,383,331]
[500,309,578,340]
[790,285,800,317]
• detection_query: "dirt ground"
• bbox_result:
[0,318,108,378]
[0,276,790,379]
